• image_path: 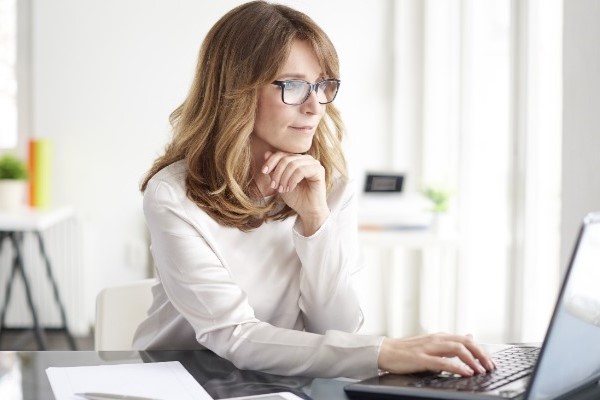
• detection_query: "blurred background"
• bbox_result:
[0,0,598,349]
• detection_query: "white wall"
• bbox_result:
[27,0,600,337]
[561,0,600,268]
[27,0,393,330]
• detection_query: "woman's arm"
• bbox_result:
[292,178,365,334]
[143,176,381,379]
[143,169,494,379]
[261,151,364,334]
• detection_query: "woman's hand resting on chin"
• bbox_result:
[261,151,329,236]
[378,333,496,376]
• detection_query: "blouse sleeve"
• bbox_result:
[292,178,365,334]
[143,177,382,379]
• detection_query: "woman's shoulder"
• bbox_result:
[142,161,224,239]
[150,159,187,185]
[143,160,188,204]
[143,160,218,227]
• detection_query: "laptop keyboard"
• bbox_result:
[408,346,540,392]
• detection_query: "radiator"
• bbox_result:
[0,214,87,336]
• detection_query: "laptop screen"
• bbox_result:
[527,213,600,400]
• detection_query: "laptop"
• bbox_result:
[345,212,600,400]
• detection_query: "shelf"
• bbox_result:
[359,227,460,249]
[0,206,74,231]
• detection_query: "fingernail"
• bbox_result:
[271,181,277,189]
[477,365,486,374]
[278,185,284,193]
[464,366,474,376]
[262,166,269,174]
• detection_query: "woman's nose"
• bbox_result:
[300,90,321,114]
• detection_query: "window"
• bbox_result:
[0,0,18,149]
[392,0,562,343]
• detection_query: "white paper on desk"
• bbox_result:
[46,361,213,400]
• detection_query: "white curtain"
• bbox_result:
[0,0,18,149]
[391,0,562,343]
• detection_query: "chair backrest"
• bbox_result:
[94,278,155,351]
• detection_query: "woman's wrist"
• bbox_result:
[298,209,330,236]
[377,337,393,371]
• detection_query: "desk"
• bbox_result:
[2,350,344,400]
[359,228,460,249]
[1,350,600,400]
[0,207,77,350]
[359,228,461,337]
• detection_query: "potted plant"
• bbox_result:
[424,186,450,214]
[423,185,452,233]
[0,154,29,211]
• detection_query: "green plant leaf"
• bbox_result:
[424,186,450,213]
[0,154,28,180]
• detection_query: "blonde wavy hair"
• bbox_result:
[141,1,347,231]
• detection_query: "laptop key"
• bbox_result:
[408,346,539,392]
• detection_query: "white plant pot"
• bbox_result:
[0,180,27,211]
[432,213,453,234]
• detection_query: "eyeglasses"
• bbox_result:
[271,79,341,105]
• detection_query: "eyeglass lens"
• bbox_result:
[281,80,339,105]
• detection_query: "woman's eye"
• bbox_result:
[286,81,305,90]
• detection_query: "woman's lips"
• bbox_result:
[290,126,314,132]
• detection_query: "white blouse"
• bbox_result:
[132,160,383,379]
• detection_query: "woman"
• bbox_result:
[133,1,494,379]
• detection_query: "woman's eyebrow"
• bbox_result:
[276,72,324,80]
[277,73,308,79]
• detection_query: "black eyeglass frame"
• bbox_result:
[271,79,341,105]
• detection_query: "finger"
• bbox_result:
[440,334,493,372]
[285,164,323,193]
[269,154,305,192]
[261,151,288,175]
[461,334,495,371]
[261,151,291,190]
[284,166,311,193]
[424,355,475,377]
[427,340,486,375]
[450,342,487,375]
[279,158,321,192]
[429,333,494,371]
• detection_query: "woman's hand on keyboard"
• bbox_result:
[377,333,496,376]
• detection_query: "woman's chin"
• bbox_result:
[282,140,314,154]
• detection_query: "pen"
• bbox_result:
[75,393,163,400]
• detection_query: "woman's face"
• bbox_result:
[252,40,326,157]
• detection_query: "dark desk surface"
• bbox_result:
[1,350,350,400]
[2,350,600,400]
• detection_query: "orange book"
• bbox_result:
[28,139,36,206]
[27,138,52,208]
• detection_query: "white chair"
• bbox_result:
[94,278,155,351]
